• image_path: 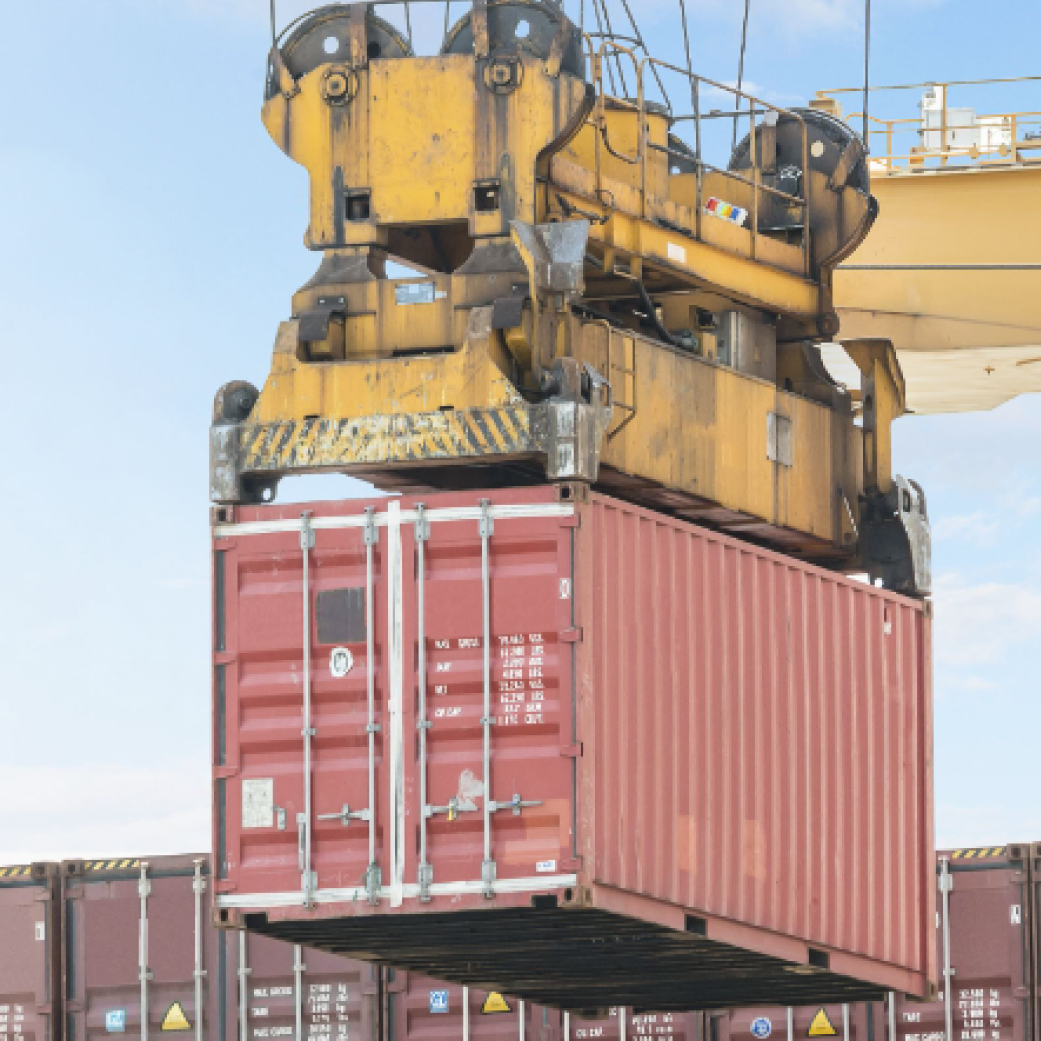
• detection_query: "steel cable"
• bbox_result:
[863,0,872,151]
[594,0,629,98]
[590,0,619,96]
[616,0,671,110]
[732,0,751,150]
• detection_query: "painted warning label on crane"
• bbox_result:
[161,1003,192,1032]
[808,1010,836,1037]
[481,993,513,1015]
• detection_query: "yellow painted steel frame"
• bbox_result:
[574,319,864,550]
[221,7,892,564]
[241,313,862,553]
[262,52,589,247]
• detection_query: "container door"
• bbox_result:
[63,859,214,1041]
[395,499,578,903]
[231,932,373,1041]
[0,866,59,1041]
[392,971,538,1041]
[723,1006,881,1041]
[894,847,1032,1041]
[216,509,389,906]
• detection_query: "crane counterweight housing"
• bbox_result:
[210,0,930,594]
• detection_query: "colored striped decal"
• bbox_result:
[83,859,141,871]
[240,406,536,474]
[0,866,31,879]
[951,847,1006,859]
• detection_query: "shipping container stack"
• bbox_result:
[1,847,1033,1041]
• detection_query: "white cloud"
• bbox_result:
[0,763,210,865]
[933,573,1041,670]
[937,801,1041,850]
[933,510,1001,546]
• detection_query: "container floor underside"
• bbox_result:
[241,906,889,1011]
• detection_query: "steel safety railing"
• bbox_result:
[583,36,812,276]
[815,77,1041,174]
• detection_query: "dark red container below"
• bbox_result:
[211,486,935,1010]
[0,865,60,1041]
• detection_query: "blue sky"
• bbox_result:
[1,0,1038,861]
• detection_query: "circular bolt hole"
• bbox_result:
[515,18,531,38]
[323,35,340,55]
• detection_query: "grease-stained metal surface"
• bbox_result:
[213,0,931,588]
[240,406,537,470]
[212,485,934,1008]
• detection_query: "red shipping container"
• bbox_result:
[890,846,1034,1041]
[394,979,697,1041]
[60,855,375,1041]
[0,864,61,1041]
[211,486,935,1010]
[719,1002,884,1041]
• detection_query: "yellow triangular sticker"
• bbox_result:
[161,1003,192,1032]
[481,993,513,1015]
[808,1010,836,1037]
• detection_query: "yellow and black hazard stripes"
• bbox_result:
[0,866,32,879]
[84,859,141,871]
[239,406,537,474]
[951,847,1006,860]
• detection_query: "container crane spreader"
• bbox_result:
[210,0,930,594]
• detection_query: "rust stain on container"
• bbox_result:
[210,486,935,1010]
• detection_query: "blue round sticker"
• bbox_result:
[751,1018,773,1040]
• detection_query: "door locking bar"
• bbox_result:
[363,506,381,906]
[479,499,495,898]
[415,504,433,901]
[299,512,317,906]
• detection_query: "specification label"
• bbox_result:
[632,1012,678,1041]
[0,1003,26,1041]
[428,634,551,728]
[249,981,351,1041]
[572,1010,679,1041]
[901,987,1010,1041]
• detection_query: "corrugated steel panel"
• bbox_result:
[578,496,935,984]
[0,864,61,1041]
[211,486,934,1009]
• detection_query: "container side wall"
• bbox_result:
[580,494,933,978]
